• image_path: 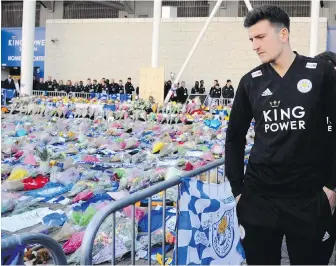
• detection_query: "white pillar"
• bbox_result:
[21,0,36,96]
[173,0,223,85]
[310,0,320,57]
[151,0,162,67]
[244,0,253,11]
[164,0,223,103]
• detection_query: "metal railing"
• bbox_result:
[47,91,68,97]
[32,90,45,96]
[81,158,225,265]
[32,90,68,97]
[202,95,234,107]
[1,233,67,265]
[73,92,92,99]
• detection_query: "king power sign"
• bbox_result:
[1,27,45,78]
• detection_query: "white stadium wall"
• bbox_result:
[45,17,327,91]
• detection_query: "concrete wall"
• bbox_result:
[39,1,64,27]
[45,17,328,91]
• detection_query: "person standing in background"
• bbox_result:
[85,78,93,93]
[37,78,45,91]
[52,79,58,91]
[4,75,15,89]
[92,79,99,93]
[58,80,65,91]
[118,80,124,94]
[209,80,221,105]
[78,81,85,92]
[109,78,118,94]
[177,81,188,103]
[222,79,235,105]
[125,77,135,95]
[314,50,336,263]
[14,78,20,96]
[32,76,39,90]
[199,80,206,94]
[64,80,74,94]
[191,81,200,94]
[45,76,53,91]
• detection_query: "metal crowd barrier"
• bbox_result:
[47,91,68,97]
[222,98,234,106]
[1,233,67,265]
[32,90,45,96]
[73,92,92,99]
[81,158,225,265]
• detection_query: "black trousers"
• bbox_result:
[237,190,335,265]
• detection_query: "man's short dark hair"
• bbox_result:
[128,77,131,80]
[315,51,336,67]
[214,79,218,82]
[244,5,290,32]
[227,79,231,83]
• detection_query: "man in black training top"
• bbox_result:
[314,50,336,263]
[225,5,336,265]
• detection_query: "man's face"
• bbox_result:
[87,79,91,84]
[119,81,122,86]
[40,78,44,83]
[227,81,231,86]
[127,79,131,83]
[93,80,97,85]
[181,81,185,87]
[111,78,115,83]
[48,76,52,81]
[8,75,11,79]
[248,20,288,64]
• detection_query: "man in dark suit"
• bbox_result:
[4,75,15,89]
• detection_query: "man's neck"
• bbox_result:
[270,48,296,77]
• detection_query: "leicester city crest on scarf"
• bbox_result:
[212,209,235,258]
[173,178,245,265]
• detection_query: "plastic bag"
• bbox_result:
[8,167,28,181]
[123,206,146,222]
[72,190,94,203]
[1,180,24,191]
[1,198,18,214]
[42,212,67,227]
[68,183,88,197]
[22,175,49,190]
[11,197,41,215]
[71,205,97,227]
[52,167,79,186]
[53,222,78,242]
[63,231,85,254]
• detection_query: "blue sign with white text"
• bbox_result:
[1,27,45,78]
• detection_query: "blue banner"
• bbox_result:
[1,27,45,78]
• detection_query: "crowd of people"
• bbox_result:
[164,78,235,103]
[3,75,236,105]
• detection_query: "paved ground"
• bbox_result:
[107,238,336,265]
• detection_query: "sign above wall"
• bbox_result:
[1,27,45,78]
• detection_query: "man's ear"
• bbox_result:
[280,27,289,43]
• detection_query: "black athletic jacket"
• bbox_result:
[225,53,336,198]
